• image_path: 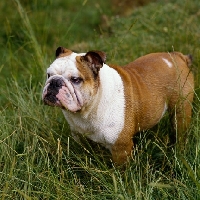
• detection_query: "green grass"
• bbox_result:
[1,0,200,199]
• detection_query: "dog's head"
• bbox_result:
[42,47,106,112]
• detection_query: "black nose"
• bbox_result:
[49,78,65,89]
[47,78,65,96]
[44,78,65,105]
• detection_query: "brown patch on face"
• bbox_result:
[75,55,100,97]
[55,47,73,58]
[74,51,106,100]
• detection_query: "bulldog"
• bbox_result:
[42,47,194,165]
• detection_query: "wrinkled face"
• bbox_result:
[42,47,106,112]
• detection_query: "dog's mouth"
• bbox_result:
[43,78,83,112]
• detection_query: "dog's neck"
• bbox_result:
[80,64,125,118]
[62,64,125,149]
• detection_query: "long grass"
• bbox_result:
[0,0,200,199]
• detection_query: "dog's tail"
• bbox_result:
[173,52,193,67]
[185,54,193,67]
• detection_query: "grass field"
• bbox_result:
[1,0,200,199]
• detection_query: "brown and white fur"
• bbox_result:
[42,47,194,165]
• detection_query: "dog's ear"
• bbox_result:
[83,51,106,77]
[86,51,106,64]
[56,47,72,58]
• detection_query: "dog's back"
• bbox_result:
[112,52,194,153]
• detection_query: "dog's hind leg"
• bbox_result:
[169,92,193,151]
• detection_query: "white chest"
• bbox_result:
[62,65,125,150]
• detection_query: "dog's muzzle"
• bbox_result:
[42,76,83,112]
[43,77,65,107]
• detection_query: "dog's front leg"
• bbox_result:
[111,137,134,165]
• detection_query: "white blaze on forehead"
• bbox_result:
[47,52,86,77]
[162,58,173,68]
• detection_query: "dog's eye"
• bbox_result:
[47,73,51,79]
[70,76,83,84]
